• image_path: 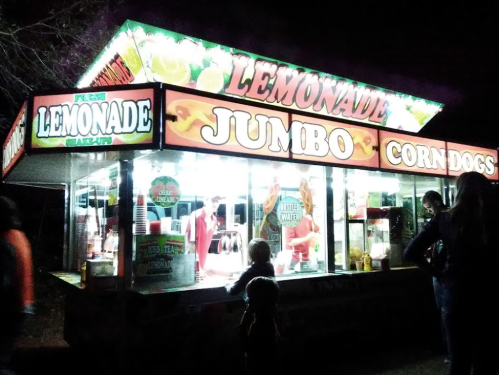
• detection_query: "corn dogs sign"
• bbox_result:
[165,91,498,180]
[379,131,447,175]
[446,142,497,179]
[379,131,498,179]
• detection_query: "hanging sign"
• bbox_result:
[2,102,26,178]
[149,176,181,207]
[379,130,447,175]
[31,87,154,149]
[134,234,191,279]
[277,196,303,229]
[446,142,498,180]
[78,20,443,133]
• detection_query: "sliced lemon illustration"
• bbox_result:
[118,130,153,145]
[32,137,64,148]
[121,44,142,76]
[196,67,224,93]
[151,54,191,86]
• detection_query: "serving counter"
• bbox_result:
[51,267,436,374]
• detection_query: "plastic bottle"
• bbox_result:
[93,233,102,259]
[86,235,94,259]
[363,251,373,272]
[81,262,87,283]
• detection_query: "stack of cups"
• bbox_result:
[195,260,201,283]
[135,192,147,234]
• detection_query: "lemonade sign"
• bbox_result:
[148,176,181,208]
[31,88,155,149]
[77,20,444,133]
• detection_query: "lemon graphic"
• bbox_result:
[121,44,142,76]
[118,130,153,145]
[196,67,224,93]
[151,54,191,86]
[32,137,64,148]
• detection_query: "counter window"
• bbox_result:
[71,152,120,279]
[335,169,453,271]
[131,150,328,290]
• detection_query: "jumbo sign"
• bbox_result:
[164,90,379,167]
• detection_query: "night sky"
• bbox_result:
[1,1,497,148]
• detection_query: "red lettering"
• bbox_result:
[313,78,343,113]
[369,93,389,123]
[332,84,356,117]
[110,62,128,84]
[246,61,276,101]
[295,76,320,109]
[267,67,304,106]
[99,72,115,86]
[101,77,110,86]
[225,55,250,97]
[116,56,133,82]
[352,89,378,120]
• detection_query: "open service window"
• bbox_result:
[333,168,454,271]
[131,149,328,290]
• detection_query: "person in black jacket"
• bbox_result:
[404,172,499,375]
[422,190,449,362]
[226,238,275,299]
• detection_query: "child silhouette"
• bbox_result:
[239,276,280,375]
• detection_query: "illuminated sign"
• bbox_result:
[291,115,378,168]
[166,91,379,168]
[2,102,26,177]
[165,90,289,158]
[446,142,498,180]
[379,131,447,175]
[78,20,444,133]
[31,88,154,149]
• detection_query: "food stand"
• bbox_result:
[2,19,498,374]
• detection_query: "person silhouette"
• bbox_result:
[238,276,280,375]
[0,196,35,375]
[405,172,499,374]
[422,190,449,363]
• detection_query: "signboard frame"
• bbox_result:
[26,82,163,154]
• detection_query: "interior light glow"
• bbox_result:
[346,175,400,195]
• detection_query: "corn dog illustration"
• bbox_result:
[299,177,315,231]
[260,176,281,234]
